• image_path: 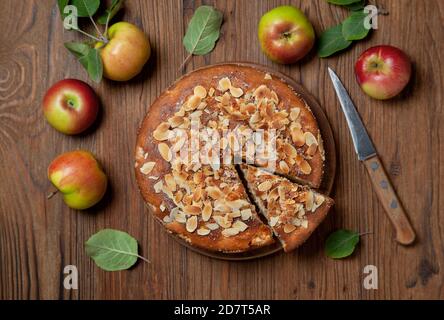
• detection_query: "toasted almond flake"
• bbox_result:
[153,180,163,193]
[208,87,215,97]
[148,176,159,180]
[213,215,232,228]
[270,216,279,227]
[283,224,297,233]
[258,180,272,192]
[221,92,231,105]
[304,131,318,146]
[160,203,166,212]
[297,207,306,219]
[206,186,223,200]
[168,116,184,128]
[222,227,239,237]
[241,208,252,221]
[306,143,317,157]
[164,173,176,192]
[305,191,314,211]
[183,205,201,215]
[206,223,220,230]
[140,162,155,175]
[300,159,312,174]
[301,220,308,228]
[283,143,297,158]
[291,128,305,146]
[293,218,302,227]
[264,73,272,80]
[175,213,187,223]
[217,77,231,92]
[194,85,207,98]
[185,95,201,111]
[232,220,248,232]
[230,86,244,98]
[186,216,198,232]
[153,122,170,141]
[197,227,211,236]
[163,215,172,223]
[158,143,172,161]
[202,201,212,221]
[279,161,290,174]
[290,107,301,121]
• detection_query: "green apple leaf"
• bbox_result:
[84,48,103,83]
[345,0,366,11]
[326,0,362,5]
[342,10,370,40]
[98,0,124,25]
[85,229,149,271]
[325,229,360,259]
[317,24,352,58]
[57,0,70,19]
[183,5,223,56]
[64,41,90,59]
[71,0,100,17]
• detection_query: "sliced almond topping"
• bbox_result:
[194,85,207,98]
[217,77,231,92]
[279,160,290,174]
[241,208,252,221]
[304,132,318,146]
[289,107,301,121]
[305,191,314,211]
[258,180,272,192]
[300,159,312,175]
[213,215,232,228]
[140,162,155,175]
[221,92,231,105]
[208,87,215,97]
[264,73,272,80]
[183,205,201,215]
[185,95,201,111]
[175,213,187,224]
[164,173,176,192]
[160,203,166,212]
[158,143,172,161]
[283,224,297,233]
[168,116,184,128]
[153,122,170,141]
[153,180,163,193]
[270,216,279,227]
[291,128,305,147]
[163,215,172,223]
[283,143,297,158]
[202,201,212,221]
[232,220,248,232]
[186,216,198,233]
[197,227,211,236]
[301,220,308,228]
[206,222,220,230]
[306,144,318,156]
[222,227,240,237]
[230,86,244,98]
[206,186,223,200]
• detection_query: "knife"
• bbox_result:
[328,67,415,245]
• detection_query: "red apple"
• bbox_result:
[355,45,412,100]
[96,22,151,81]
[48,151,107,210]
[258,5,315,64]
[43,79,99,134]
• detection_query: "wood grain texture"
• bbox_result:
[0,0,443,300]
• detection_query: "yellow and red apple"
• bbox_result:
[96,22,151,81]
[48,151,107,210]
[355,45,412,100]
[258,5,315,64]
[43,79,99,135]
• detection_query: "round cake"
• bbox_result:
[135,63,330,254]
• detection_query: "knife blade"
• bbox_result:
[327,67,376,161]
[327,67,415,245]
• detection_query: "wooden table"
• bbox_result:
[1,0,443,300]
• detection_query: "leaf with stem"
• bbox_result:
[342,10,370,40]
[98,0,124,26]
[326,0,362,5]
[71,0,100,17]
[317,23,352,58]
[85,229,149,271]
[325,229,371,259]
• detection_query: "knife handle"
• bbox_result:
[363,155,416,245]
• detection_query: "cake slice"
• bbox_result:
[240,164,334,252]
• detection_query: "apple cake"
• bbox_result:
[135,64,333,254]
[240,164,334,252]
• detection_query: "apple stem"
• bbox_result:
[47,190,58,200]
[177,53,193,74]
[74,27,105,43]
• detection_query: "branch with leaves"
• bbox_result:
[57,0,125,82]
